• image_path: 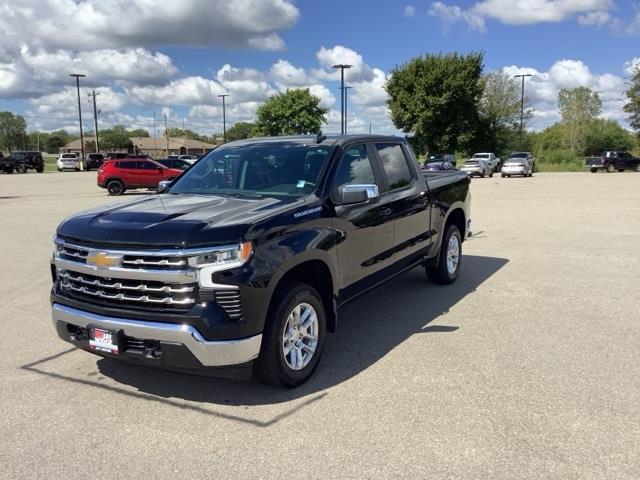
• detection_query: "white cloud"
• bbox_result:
[0,0,299,52]
[404,5,416,17]
[624,58,640,76]
[270,59,311,88]
[429,0,613,31]
[127,76,225,106]
[316,45,374,83]
[502,58,630,130]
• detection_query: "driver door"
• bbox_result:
[331,143,395,303]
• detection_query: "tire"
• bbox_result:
[17,164,27,174]
[617,169,625,172]
[635,165,640,172]
[254,282,327,388]
[501,174,506,178]
[426,224,462,285]
[606,163,614,173]
[4,167,13,174]
[36,166,44,173]
[489,170,493,178]
[480,170,485,178]
[106,179,125,196]
[75,167,80,172]
[590,168,597,173]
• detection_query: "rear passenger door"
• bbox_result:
[116,161,137,185]
[136,160,161,186]
[372,142,432,271]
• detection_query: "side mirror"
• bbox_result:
[341,184,379,205]
[157,180,171,193]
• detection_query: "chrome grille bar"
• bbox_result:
[58,271,194,293]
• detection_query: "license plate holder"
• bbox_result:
[88,326,122,354]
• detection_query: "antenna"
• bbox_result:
[315,130,327,144]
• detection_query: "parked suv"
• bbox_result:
[85,153,105,171]
[97,158,183,195]
[51,134,472,387]
[1,151,44,174]
[586,151,640,173]
[57,153,80,171]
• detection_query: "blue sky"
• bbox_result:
[0,0,638,135]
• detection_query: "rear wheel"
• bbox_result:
[36,166,44,173]
[254,282,327,388]
[635,165,640,172]
[590,167,597,173]
[107,179,125,196]
[426,224,462,285]
[607,163,614,173]
[4,167,13,174]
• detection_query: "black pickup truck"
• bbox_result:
[50,134,471,387]
[586,151,640,173]
[1,151,45,174]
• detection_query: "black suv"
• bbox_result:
[1,151,44,174]
[85,153,105,171]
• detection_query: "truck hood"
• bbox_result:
[56,193,301,247]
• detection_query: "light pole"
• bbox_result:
[514,73,533,149]
[344,86,353,134]
[218,94,229,143]
[88,89,100,153]
[70,73,86,169]
[332,64,352,134]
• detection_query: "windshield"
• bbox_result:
[428,154,444,161]
[472,154,489,159]
[10,152,27,160]
[510,153,528,159]
[168,142,331,198]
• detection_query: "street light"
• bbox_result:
[332,64,352,134]
[218,94,229,143]
[70,73,86,169]
[344,86,353,134]
[514,73,533,149]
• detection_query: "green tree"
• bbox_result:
[558,87,602,153]
[583,118,634,155]
[623,64,640,135]
[386,52,484,153]
[26,131,49,151]
[0,112,27,152]
[226,122,257,142]
[476,71,531,156]
[255,89,327,136]
[100,125,132,151]
[128,128,150,137]
[46,130,73,153]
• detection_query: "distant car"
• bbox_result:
[178,154,199,164]
[585,151,640,173]
[460,159,493,178]
[426,153,456,166]
[97,158,183,195]
[471,152,500,172]
[105,152,130,161]
[57,153,80,172]
[2,151,44,174]
[422,161,457,172]
[501,152,534,178]
[156,158,192,170]
[85,153,104,171]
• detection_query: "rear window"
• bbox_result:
[62,154,76,159]
[375,143,413,190]
[117,161,136,169]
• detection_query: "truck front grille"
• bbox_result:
[57,269,196,310]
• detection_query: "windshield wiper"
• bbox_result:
[223,192,265,199]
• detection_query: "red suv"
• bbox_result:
[97,158,183,195]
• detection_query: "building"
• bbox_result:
[61,136,222,157]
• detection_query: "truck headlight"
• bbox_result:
[188,242,253,270]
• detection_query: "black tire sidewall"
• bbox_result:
[107,180,124,195]
[441,226,462,282]
[257,283,327,387]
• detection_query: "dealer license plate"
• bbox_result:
[88,327,119,354]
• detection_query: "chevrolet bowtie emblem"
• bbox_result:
[86,251,122,268]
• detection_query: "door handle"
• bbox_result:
[379,207,392,216]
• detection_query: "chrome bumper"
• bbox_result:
[52,303,262,367]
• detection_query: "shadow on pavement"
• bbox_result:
[93,254,507,405]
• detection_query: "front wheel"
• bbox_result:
[590,168,597,173]
[635,165,640,172]
[426,224,462,284]
[17,164,27,174]
[107,179,125,196]
[254,282,327,388]
[489,170,493,178]
[607,163,614,173]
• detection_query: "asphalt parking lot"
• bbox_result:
[1,171,639,479]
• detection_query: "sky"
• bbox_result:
[0,0,639,137]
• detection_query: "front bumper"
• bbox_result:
[52,303,262,368]
[502,166,527,174]
[461,168,483,176]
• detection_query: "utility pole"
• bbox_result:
[369,122,372,134]
[218,94,229,143]
[514,73,533,150]
[70,73,86,169]
[163,113,170,157]
[332,64,352,134]
[88,89,100,153]
[344,86,353,134]
[153,111,157,157]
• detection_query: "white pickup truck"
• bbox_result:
[471,153,500,172]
